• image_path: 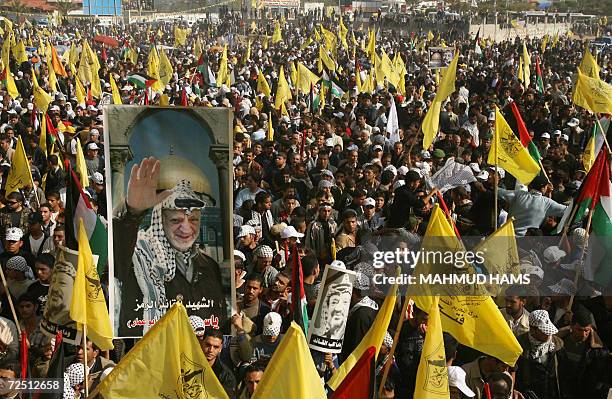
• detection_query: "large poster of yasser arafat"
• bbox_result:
[103,106,234,338]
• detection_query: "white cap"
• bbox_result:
[561,134,569,141]
[86,142,100,151]
[372,144,383,151]
[87,105,97,111]
[553,129,562,136]
[27,103,33,110]
[364,197,376,207]
[233,249,246,262]
[448,366,475,397]
[567,118,580,127]
[89,128,100,137]
[469,162,480,173]
[237,225,256,238]
[91,172,104,185]
[543,246,566,263]
[541,132,550,139]
[280,225,304,239]
[5,227,23,241]
[420,150,431,159]
[393,180,405,190]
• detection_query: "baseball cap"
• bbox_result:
[372,144,383,152]
[280,225,304,239]
[86,142,100,151]
[543,245,565,263]
[553,129,562,136]
[5,227,23,241]
[432,149,445,158]
[364,197,376,207]
[420,150,431,159]
[541,132,550,139]
[567,118,580,127]
[529,309,558,336]
[237,225,256,238]
[262,312,282,336]
[448,366,475,397]
[476,170,489,180]
[92,172,104,185]
[233,250,246,262]
[561,134,569,141]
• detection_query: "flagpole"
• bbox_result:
[0,267,22,336]
[595,116,612,155]
[377,294,409,398]
[83,322,89,398]
[493,109,499,230]
[567,209,593,310]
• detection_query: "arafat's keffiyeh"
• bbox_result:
[132,179,208,330]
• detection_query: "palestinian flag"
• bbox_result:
[330,347,376,399]
[196,53,206,74]
[65,166,108,275]
[535,55,544,93]
[574,147,612,286]
[510,101,541,162]
[291,244,308,335]
[322,70,346,99]
[127,73,157,89]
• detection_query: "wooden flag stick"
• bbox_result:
[568,209,594,310]
[0,267,21,336]
[378,295,411,398]
[83,323,89,398]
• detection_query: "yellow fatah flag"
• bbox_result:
[77,40,100,85]
[488,107,540,185]
[296,62,320,94]
[97,303,228,399]
[70,219,114,351]
[252,322,326,399]
[272,21,282,44]
[518,57,524,84]
[520,42,531,89]
[5,136,33,194]
[290,61,298,88]
[427,30,434,41]
[46,56,58,93]
[579,46,600,79]
[75,138,89,188]
[338,18,348,50]
[541,34,549,54]
[267,113,274,141]
[245,40,251,62]
[397,68,406,96]
[414,297,448,399]
[3,67,19,100]
[422,53,459,150]
[2,34,11,72]
[32,70,52,113]
[327,278,398,390]
[69,42,79,66]
[355,68,363,94]
[318,45,336,72]
[216,45,229,88]
[127,48,138,64]
[12,40,27,63]
[367,29,376,63]
[257,69,271,97]
[158,48,173,86]
[274,66,292,110]
[110,74,122,105]
[413,206,523,366]
[194,37,202,59]
[300,37,313,51]
[75,76,86,106]
[552,31,559,48]
[147,46,164,92]
[472,219,520,296]
[174,26,187,46]
[573,69,612,115]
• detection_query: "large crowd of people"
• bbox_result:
[0,9,609,399]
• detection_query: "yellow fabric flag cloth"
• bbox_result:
[70,218,114,351]
[274,66,292,109]
[414,297,449,399]
[75,138,90,188]
[487,107,540,185]
[97,303,228,399]
[573,69,612,115]
[5,136,33,194]
[252,322,326,399]
[110,74,122,105]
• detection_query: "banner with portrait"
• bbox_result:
[40,247,89,345]
[428,47,455,69]
[307,265,356,353]
[103,106,234,338]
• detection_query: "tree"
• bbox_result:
[55,0,80,14]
